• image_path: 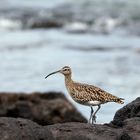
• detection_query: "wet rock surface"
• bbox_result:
[48,117,140,140]
[0,117,54,140]
[0,93,139,140]
[111,97,140,127]
[48,122,120,140]
[1,117,139,140]
[48,97,140,140]
[0,92,87,125]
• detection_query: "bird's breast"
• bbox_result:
[66,85,76,97]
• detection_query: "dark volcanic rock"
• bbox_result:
[48,122,120,140]
[48,117,140,140]
[0,96,140,140]
[47,97,140,140]
[122,117,140,140]
[0,117,54,140]
[30,18,63,29]
[0,92,87,125]
[111,97,140,126]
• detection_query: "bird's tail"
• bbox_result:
[114,98,124,104]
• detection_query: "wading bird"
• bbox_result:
[45,66,124,124]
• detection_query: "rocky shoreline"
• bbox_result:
[0,92,139,140]
[1,1,140,35]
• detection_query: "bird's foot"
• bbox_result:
[92,115,96,124]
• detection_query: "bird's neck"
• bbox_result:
[65,74,73,86]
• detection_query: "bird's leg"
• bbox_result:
[88,106,94,123]
[92,105,101,124]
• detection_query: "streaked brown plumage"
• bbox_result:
[45,66,124,124]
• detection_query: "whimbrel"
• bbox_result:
[45,66,124,124]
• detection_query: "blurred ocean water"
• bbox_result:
[0,0,140,123]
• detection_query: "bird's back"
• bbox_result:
[67,81,124,105]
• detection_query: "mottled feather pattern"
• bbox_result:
[67,82,124,105]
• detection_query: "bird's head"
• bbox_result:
[45,66,71,79]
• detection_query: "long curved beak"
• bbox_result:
[45,70,60,79]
